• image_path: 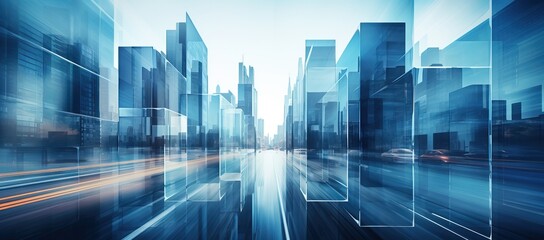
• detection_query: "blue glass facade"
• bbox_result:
[0,0,117,165]
[0,0,117,148]
[166,14,208,158]
[237,62,258,150]
[298,40,349,201]
[0,0,118,238]
[118,47,188,201]
[491,0,544,238]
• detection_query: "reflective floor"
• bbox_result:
[0,150,543,239]
[0,150,286,239]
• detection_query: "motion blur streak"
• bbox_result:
[0,167,163,211]
[0,156,164,178]
[0,155,214,211]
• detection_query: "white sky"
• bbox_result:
[115,0,489,136]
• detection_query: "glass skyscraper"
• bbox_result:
[166,15,210,204]
[237,62,258,150]
[0,0,117,172]
[118,46,188,201]
[166,13,208,155]
[0,0,118,238]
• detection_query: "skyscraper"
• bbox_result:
[301,39,343,201]
[166,13,208,152]
[257,118,264,148]
[118,46,187,200]
[237,62,258,149]
[0,0,117,159]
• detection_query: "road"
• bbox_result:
[0,150,543,239]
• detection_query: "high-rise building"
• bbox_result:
[257,118,264,148]
[305,39,336,152]
[166,13,208,152]
[220,90,236,105]
[248,66,255,84]
[0,1,118,236]
[238,62,254,85]
[0,0,117,158]
[284,77,293,151]
[301,39,340,201]
[291,58,305,153]
[118,47,187,200]
[119,47,186,111]
[237,62,258,149]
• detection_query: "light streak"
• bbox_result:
[0,167,164,211]
[0,156,169,178]
[0,153,227,211]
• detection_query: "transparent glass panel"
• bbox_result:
[413,1,492,238]
[359,70,415,227]
[301,39,347,201]
[491,1,544,238]
[357,21,415,227]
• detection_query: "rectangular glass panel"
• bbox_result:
[413,1,491,237]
